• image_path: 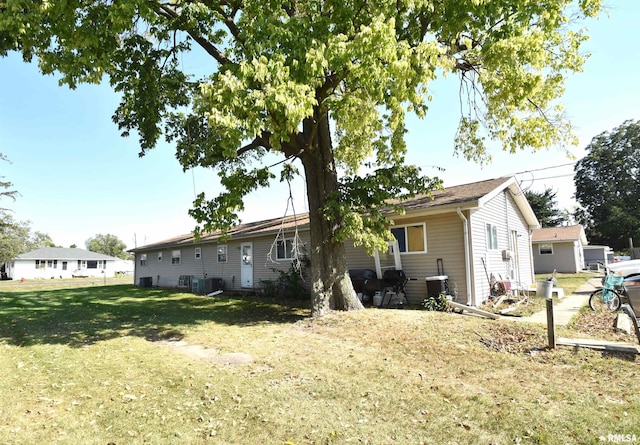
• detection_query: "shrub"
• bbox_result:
[421,294,449,311]
[260,256,310,301]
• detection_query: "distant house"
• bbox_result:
[532,225,588,274]
[130,177,539,307]
[583,245,614,271]
[4,247,126,280]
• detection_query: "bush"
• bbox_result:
[421,294,449,311]
[260,256,310,301]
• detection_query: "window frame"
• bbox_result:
[390,223,427,254]
[195,247,202,260]
[539,243,553,255]
[139,254,147,267]
[171,250,181,265]
[276,238,296,260]
[158,252,163,261]
[217,245,227,263]
[486,223,499,250]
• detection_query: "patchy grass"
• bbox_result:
[541,272,599,297]
[0,281,638,444]
[481,272,600,317]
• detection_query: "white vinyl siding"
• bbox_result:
[133,232,311,290]
[470,189,534,306]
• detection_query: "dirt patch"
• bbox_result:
[154,339,253,366]
[571,311,638,343]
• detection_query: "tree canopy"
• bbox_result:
[0,211,55,264]
[0,153,17,211]
[1,154,55,263]
[2,0,602,315]
[86,234,129,260]
[524,187,568,228]
[574,120,640,251]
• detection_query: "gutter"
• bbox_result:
[456,207,473,306]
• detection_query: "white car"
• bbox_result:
[606,259,640,277]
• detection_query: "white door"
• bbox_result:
[240,242,253,288]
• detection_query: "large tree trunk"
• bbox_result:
[300,113,365,317]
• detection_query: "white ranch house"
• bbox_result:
[4,247,130,280]
[130,177,539,307]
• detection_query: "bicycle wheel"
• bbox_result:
[589,289,621,312]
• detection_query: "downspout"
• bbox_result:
[456,207,473,306]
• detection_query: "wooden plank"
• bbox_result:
[557,338,640,354]
[448,301,500,320]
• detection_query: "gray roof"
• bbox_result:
[131,176,537,253]
[15,248,121,261]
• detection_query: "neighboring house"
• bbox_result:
[532,225,588,274]
[130,176,539,307]
[4,247,125,280]
[583,245,614,271]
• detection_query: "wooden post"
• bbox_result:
[546,297,556,349]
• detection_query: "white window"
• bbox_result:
[539,244,553,255]
[139,254,147,267]
[195,247,202,259]
[277,238,296,260]
[158,252,163,261]
[486,224,498,250]
[171,250,181,265]
[217,245,227,263]
[390,223,427,253]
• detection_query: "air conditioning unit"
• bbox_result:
[502,250,513,261]
[191,278,203,294]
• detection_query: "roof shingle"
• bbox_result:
[131,176,521,252]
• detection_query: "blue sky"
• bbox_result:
[1,3,639,250]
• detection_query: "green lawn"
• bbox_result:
[0,280,638,444]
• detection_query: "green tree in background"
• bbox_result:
[0,154,17,211]
[524,188,568,228]
[2,0,602,315]
[574,120,640,251]
[0,212,55,264]
[86,234,129,260]
[1,154,55,264]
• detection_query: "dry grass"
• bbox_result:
[481,272,603,317]
[0,281,638,444]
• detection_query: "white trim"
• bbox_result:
[390,222,427,254]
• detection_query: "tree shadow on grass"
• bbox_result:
[0,284,309,347]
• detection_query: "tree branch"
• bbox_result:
[155,3,234,66]
[237,135,270,156]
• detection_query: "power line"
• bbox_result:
[524,173,575,181]
[512,161,576,175]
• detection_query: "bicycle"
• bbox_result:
[589,272,625,312]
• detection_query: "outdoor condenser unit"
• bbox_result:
[191,278,203,294]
